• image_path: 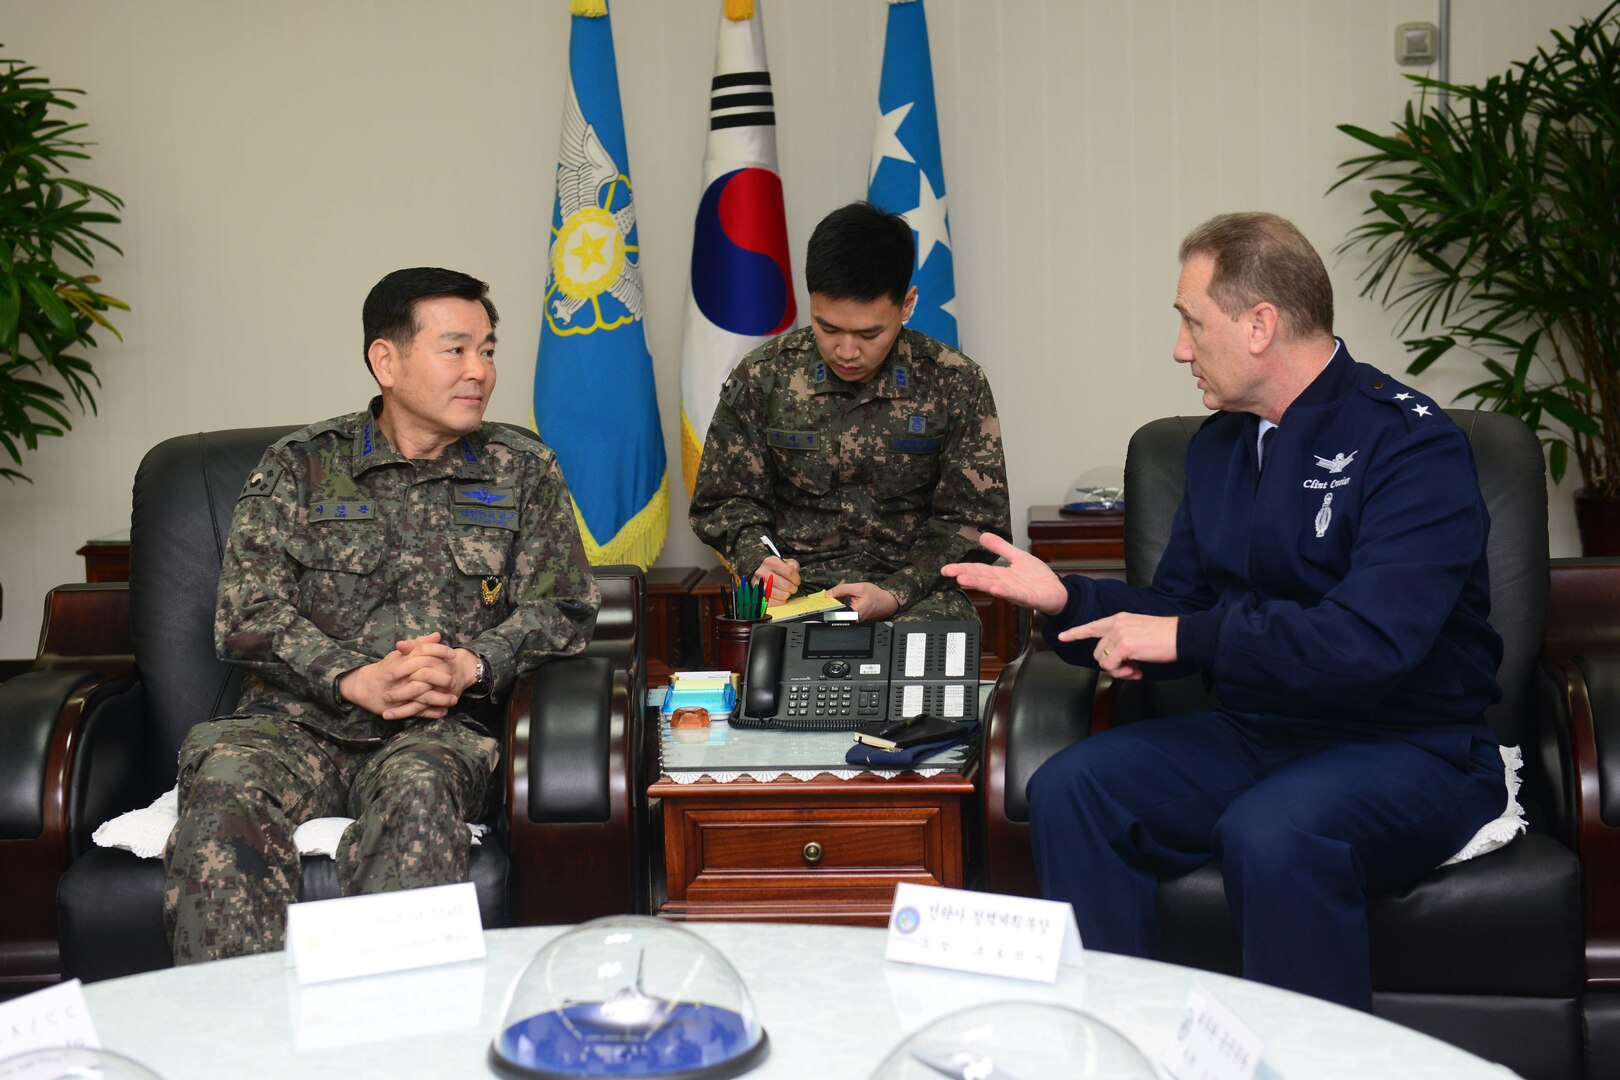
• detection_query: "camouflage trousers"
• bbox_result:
[162,713,498,965]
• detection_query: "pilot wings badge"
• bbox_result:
[1314,451,1358,474]
[546,77,645,332]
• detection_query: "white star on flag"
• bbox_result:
[1394,392,1413,401]
[905,171,951,270]
[870,101,915,183]
[1412,404,1432,417]
[939,295,957,320]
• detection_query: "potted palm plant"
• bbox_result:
[0,48,127,483]
[1331,1,1620,552]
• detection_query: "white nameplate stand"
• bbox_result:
[285,880,485,985]
[1162,982,1263,1080]
[884,882,1083,982]
[0,979,99,1058]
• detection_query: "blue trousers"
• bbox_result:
[1027,710,1505,1010]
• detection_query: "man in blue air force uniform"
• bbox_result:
[943,212,1506,1010]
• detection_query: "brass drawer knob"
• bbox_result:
[802,841,824,865]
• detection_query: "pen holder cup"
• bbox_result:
[716,615,769,677]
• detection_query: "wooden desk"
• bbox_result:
[1027,504,1125,562]
[78,532,131,583]
[646,566,704,683]
[691,566,1022,680]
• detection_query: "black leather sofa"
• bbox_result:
[981,411,1586,1079]
[0,426,647,986]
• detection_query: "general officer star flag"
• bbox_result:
[534,0,668,567]
[678,0,795,496]
[867,0,957,348]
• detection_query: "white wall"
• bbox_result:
[0,0,1606,658]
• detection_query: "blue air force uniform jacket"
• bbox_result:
[1046,342,1502,757]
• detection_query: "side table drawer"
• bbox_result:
[664,802,959,913]
[652,773,974,926]
[696,809,931,875]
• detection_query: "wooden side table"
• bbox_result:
[1027,504,1125,563]
[651,726,975,926]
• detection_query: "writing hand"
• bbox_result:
[752,555,802,601]
[941,533,1068,616]
[1056,612,1179,681]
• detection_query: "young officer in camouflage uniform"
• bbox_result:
[689,201,1010,623]
[162,267,600,964]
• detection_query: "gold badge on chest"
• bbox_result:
[481,576,503,608]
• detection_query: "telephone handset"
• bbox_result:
[736,618,980,731]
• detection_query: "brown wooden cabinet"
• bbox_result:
[1026,504,1125,563]
[651,769,973,926]
[77,533,131,583]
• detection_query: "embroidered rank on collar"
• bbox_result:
[888,434,943,454]
[310,500,376,521]
[453,485,515,506]
[768,429,820,451]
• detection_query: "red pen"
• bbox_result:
[763,576,772,616]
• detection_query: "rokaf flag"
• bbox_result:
[678,0,795,496]
[534,0,668,568]
[867,0,957,348]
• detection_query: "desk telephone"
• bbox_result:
[736,618,980,731]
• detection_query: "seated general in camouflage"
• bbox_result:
[162,267,600,964]
[689,201,1011,623]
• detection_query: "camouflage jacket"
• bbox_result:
[215,400,600,742]
[689,326,1011,609]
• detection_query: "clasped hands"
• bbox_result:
[941,532,1178,680]
[751,555,898,621]
[337,632,480,720]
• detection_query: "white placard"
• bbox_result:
[1162,983,1263,1080]
[942,684,965,717]
[291,960,485,1051]
[0,980,99,1059]
[884,882,1082,982]
[284,881,485,985]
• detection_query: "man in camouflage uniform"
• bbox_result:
[162,267,599,963]
[690,202,1010,623]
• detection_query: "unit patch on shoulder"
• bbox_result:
[239,465,282,500]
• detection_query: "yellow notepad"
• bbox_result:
[766,589,848,621]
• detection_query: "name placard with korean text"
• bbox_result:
[883,882,1082,982]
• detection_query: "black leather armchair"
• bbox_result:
[982,411,1585,1080]
[0,426,647,986]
